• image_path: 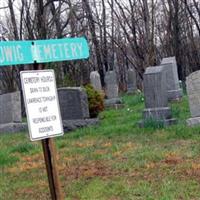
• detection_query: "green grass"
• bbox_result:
[1,93,200,199]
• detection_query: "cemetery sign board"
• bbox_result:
[0,37,89,66]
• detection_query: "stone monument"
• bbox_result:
[104,71,118,99]
[57,87,98,132]
[140,66,176,126]
[0,91,27,133]
[104,71,123,108]
[0,92,22,124]
[161,56,182,101]
[90,71,102,92]
[127,69,137,93]
[186,71,200,126]
[58,87,89,120]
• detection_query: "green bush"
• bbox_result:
[84,84,104,118]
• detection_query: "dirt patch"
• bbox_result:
[8,153,45,173]
[163,152,183,165]
[62,160,118,179]
[185,162,200,179]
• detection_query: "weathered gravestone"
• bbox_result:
[186,71,200,126]
[0,92,21,124]
[90,71,102,92]
[127,69,137,93]
[104,71,118,99]
[140,66,176,126]
[57,87,98,131]
[161,56,182,101]
[58,87,89,120]
[104,71,123,108]
[0,92,27,133]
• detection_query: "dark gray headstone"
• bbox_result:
[140,66,176,126]
[161,56,182,100]
[90,71,102,92]
[0,92,22,124]
[127,69,137,93]
[104,71,118,99]
[58,87,89,120]
[186,71,200,126]
[144,66,168,108]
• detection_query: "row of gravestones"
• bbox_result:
[0,68,138,133]
[1,56,199,133]
[0,88,98,133]
[90,58,200,127]
[90,69,137,108]
[140,56,182,126]
[90,69,137,96]
[141,56,200,127]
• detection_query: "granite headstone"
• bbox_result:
[104,71,123,108]
[161,56,182,100]
[58,87,89,120]
[140,66,176,126]
[104,71,118,99]
[0,91,22,124]
[127,69,137,93]
[186,71,200,126]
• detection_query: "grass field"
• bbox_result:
[1,93,200,200]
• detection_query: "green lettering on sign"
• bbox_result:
[0,37,89,66]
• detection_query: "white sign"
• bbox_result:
[20,70,64,141]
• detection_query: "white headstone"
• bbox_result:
[90,71,102,92]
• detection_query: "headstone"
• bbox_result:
[140,66,176,126]
[127,69,137,93]
[58,87,89,120]
[161,56,182,101]
[90,71,102,92]
[104,71,123,108]
[104,71,118,99]
[186,71,200,126]
[0,92,22,124]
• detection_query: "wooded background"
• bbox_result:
[0,0,200,92]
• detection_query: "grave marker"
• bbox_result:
[0,92,21,124]
[127,69,137,93]
[186,71,200,126]
[104,71,118,99]
[161,56,182,100]
[90,71,102,92]
[140,66,176,126]
[58,87,89,120]
[104,70,123,108]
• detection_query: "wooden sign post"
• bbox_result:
[0,37,89,200]
[21,69,64,200]
[1,37,89,200]
[42,138,63,200]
